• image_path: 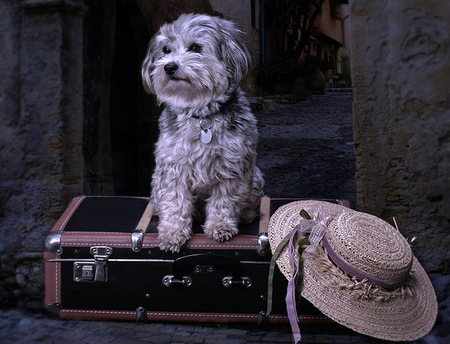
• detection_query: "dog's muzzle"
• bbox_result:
[164,62,179,76]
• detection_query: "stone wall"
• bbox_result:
[349,0,449,338]
[0,0,87,307]
[0,0,23,307]
[208,0,260,75]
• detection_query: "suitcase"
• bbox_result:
[44,196,349,324]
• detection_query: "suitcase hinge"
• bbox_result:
[73,246,112,283]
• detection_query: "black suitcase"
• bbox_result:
[44,196,349,324]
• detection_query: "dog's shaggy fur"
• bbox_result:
[142,13,264,252]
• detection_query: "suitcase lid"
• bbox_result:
[44,196,348,255]
[44,196,264,255]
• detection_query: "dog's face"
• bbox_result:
[141,14,250,109]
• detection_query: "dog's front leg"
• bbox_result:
[203,180,242,242]
[153,179,194,253]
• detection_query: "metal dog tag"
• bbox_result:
[200,128,212,144]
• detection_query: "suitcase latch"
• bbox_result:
[222,276,252,288]
[73,246,113,283]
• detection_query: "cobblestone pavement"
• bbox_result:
[0,308,379,344]
[256,92,356,206]
[0,92,441,343]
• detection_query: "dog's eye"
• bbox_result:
[188,44,202,53]
[162,46,171,54]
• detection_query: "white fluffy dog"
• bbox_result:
[141,13,264,252]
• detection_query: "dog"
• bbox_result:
[141,13,264,252]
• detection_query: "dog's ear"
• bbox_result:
[141,38,158,94]
[216,19,250,83]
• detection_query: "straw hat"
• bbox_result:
[268,200,438,342]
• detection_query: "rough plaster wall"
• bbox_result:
[0,0,86,307]
[17,2,86,246]
[0,2,22,219]
[209,0,259,65]
[208,0,259,94]
[0,1,24,305]
[350,0,449,274]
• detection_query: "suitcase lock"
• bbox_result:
[73,246,113,283]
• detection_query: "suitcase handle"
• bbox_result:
[259,197,271,234]
[163,254,251,288]
[132,202,154,252]
[136,202,154,232]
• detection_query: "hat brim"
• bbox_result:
[303,253,437,341]
[268,200,438,341]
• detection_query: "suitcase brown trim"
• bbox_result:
[44,251,60,306]
[59,309,332,324]
[50,196,86,232]
[58,232,258,250]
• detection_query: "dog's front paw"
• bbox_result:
[158,232,188,253]
[158,221,192,253]
[203,219,239,242]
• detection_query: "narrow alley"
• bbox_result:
[2,92,428,344]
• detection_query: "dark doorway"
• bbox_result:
[83,0,156,197]
[110,2,156,196]
[109,7,140,195]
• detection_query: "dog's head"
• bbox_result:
[141,13,250,109]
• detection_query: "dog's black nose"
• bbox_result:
[164,62,178,76]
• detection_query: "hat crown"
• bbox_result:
[326,211,413,288]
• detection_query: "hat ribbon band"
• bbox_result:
[322,234,405,289]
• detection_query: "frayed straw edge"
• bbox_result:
[304,245,417,302]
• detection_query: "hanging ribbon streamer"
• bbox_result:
[267,209,331,343]
[286,232,309,343]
